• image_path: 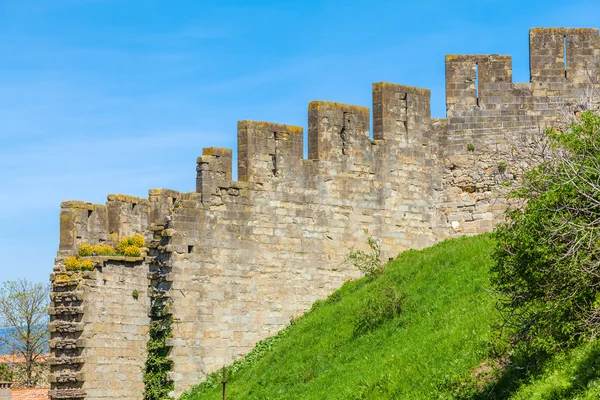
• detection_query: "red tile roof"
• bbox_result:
[11,389,50,400]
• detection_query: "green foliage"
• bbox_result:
[0,363,13,382]
[447,337,600,399]
[497,161,507,174]
[467,143,475,152]
[353,282,405,337]
[507,339,600,399]
[180,235,498,399]
[492,111,600,355]
[143,291,173,400]
[132,289,139,300]
[344,237,383,276]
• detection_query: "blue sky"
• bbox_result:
[1,0,599,284]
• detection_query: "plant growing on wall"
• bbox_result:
[78,243,116,257]
[64,256,95,271]
[345,237,384,276]
[143,290,173,400]
[117,233,145,257]
[71,234,146,266]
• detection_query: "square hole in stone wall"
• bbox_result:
[188,245,194,254]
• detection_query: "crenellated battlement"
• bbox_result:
[50,27,600,400]
[58,190,178,256]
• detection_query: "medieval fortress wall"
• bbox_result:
[48,28,600,399]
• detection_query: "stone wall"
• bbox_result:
[49,28,600,399]
[79,260,149,400]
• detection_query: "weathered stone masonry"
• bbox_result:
[49,28,600,399]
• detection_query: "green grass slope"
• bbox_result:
[180,234,600,399]
[181,235,498,399]
[507,341,600,400]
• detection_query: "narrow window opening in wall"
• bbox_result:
[271,154,278,176]
[341,112,349,155]
[272,132,279,176]
[188,245,194,254]
[475,63,480,107]
[403,93,408,133]
[87,210,93,219]
[131,203,137,211]
[564,35,568,79]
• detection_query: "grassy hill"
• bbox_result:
[180,234,600,399]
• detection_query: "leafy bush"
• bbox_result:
[493,111,600,354]
[0,363,13,382]
[345,237,384,276]
[353,282,405,337]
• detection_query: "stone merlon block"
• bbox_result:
[196,147,233,200]
[59,201,108,252]
[107,194,149,206]
[373,82,431,142]
[237,120,303,182]
[530,28,600,83]
[308,100,370,162]
[202,147,232,158]
[445,54,512,110]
